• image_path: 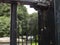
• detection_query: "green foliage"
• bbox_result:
[0,3,38,37]
[0,3,10,16]
[0,16,10,37]
[0,3,29,37]
[17,5,28,20]
[28,13,38,35]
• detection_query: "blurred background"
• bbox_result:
[0,3,38,45]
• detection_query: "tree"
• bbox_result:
[0,3,38,37]
[28,12,38,35]
[0,3,28,37]
[0,3,10,16]
[0,16,10,37]
[0,3,28,17]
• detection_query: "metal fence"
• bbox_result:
[9,2,39,45]
[0,0,59,45]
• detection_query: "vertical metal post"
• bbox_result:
[10,2,17,45]
[38,9,45,45]
[38,8,50,45]
[46,7,55,45]
[38,9,43,45]
[54,0,60,45]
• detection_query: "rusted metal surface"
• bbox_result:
[0,0,51,6]
[0,0,38,3]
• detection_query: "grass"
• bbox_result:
[17,42,38,45]
[32,42,38,45]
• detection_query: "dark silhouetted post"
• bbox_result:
[10,2,17,45]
